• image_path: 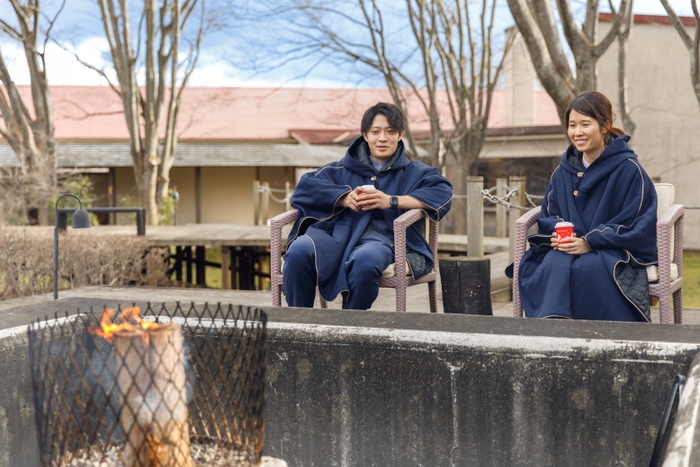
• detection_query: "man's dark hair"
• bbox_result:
[360,102,405,134]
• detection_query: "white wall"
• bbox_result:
[597,20,700,248]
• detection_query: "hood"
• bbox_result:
[341,137,411,176]
[561,135,636,182]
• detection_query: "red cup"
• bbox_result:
[555,221,574,240]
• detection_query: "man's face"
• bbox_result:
[362,114,403,162]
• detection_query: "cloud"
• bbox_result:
[1,37,116,86]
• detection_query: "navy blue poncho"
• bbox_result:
[287,138,452,303]
[518,135,657,322]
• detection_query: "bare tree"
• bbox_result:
[659,0,700,107]
[0,0,65,224]
[274,0,512,234]
[506,0,632,126]
[613,5,635,135]
[79,0,204,224]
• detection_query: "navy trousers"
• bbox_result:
[283,236,394,310]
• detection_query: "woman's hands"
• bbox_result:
[551,232,592,255]
[340,187,390,212]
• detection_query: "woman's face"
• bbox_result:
[567,110,606,160]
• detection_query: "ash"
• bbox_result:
[60,442,258,467]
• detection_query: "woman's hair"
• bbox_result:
[565,91,625,139]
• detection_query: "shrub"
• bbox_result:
[0,227,165,299]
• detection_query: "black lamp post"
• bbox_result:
[54,194,91,300]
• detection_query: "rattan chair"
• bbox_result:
[511,183,684,323]
[270,208,440,312]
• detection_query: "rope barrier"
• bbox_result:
[257,185,292,204]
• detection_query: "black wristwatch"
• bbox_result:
[390,196,399,208]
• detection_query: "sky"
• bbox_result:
[0,0,696,89]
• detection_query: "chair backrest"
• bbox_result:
[654,183,674,219]
[654,183,675,258]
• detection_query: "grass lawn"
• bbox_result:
[684,251,700,308]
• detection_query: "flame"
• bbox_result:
[88,306,166,344]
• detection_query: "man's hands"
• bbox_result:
[551,232,592,255]
[340,187,390,212]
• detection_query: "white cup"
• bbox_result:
[360,184,375,192]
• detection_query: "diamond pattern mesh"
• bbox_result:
[28,303,267,467]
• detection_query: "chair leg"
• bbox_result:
[396,283,407,312]
[428,281,438,313]
[272,279,282,307]
[659,294,672,324]
[673,289,683,324]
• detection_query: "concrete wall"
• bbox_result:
[2,299,700,466]
[597,20,700,248]
[263,312,700,467]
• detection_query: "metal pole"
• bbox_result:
[53,226,59,300]
[53,193,90,300]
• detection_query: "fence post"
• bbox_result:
[262,182,270,225]
[508,176,527,264]
[253,180,260,225]
[467,176,484,257]
[285,181,292,212]
[496,178,507,237]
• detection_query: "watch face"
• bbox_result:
[390,196,398,207]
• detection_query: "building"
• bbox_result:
[0,85,559,227]
[502,14,700,248]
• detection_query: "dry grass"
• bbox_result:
[0,227,166,299]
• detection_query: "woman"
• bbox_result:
[518,91,658,322]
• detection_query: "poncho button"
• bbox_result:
[573,190,579,196]
[577,172,584,177]
[371,176,377,181]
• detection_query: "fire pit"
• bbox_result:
[27,303,267,467]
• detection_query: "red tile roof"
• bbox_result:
[599,13,697,26]
[6,86,561,142]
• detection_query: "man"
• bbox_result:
[283,102,452,309]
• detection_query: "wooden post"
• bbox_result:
[195,167,202,224]
[196,246,206,286]
[467,176,484,257]
[496,178,507,238]
[508,176,527,264]
[231,247,239,290]
[221,246,230,289]
[175,247,183,282]
[261,182,270,225]
[186,247,193,284]
[253,180,261,226]
[114,325,192,467]
[285,181,292,212]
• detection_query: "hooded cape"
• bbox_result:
[518,135,657,322]
[286,137,452,302]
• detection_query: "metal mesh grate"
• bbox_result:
[28,303,267,467]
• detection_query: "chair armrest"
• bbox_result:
[393,209,427,273]
[514,207,541,264]
[512,207,542,317]
[270,209,299,277]
[657,204,684,279]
